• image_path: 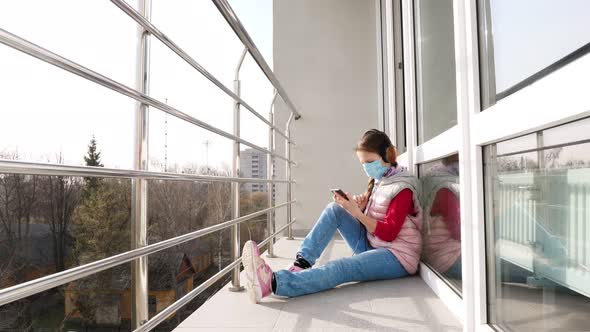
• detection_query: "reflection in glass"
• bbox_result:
[419,155,462,293]
[414,0,458,144]
[484,119,590,331]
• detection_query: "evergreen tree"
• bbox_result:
[73,137,130,326]
[83,136,104,199]
[84,136,103,167]
[72,180,131,326]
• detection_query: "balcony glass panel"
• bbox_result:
[419,154,462,294]
[479,0,590,105]
[414,0,458,144]
[484,118,590,331]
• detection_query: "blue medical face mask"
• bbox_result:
[362,159,389,180]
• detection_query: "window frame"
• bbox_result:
[380,0,407,154]
[477,0,590,108]
[482,121,590,331]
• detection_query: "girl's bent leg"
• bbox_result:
[297,202,370,266]
[274,248,408,298]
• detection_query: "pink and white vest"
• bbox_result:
[421,167,461,273]
[364,170,423,274]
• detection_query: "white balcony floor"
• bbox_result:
[175,237,462,332]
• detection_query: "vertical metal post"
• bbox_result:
[286,113,295,240]
[229,48,248,292]
[266,92,278,257]
[131,0,151,328]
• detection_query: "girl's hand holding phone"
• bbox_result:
[334,191,362,218]
[352,194,368,211]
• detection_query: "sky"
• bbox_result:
[2,1,590,171]
[490,0,590,93]
[0,0,274,171]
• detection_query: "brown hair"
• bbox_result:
[355,129,398,202]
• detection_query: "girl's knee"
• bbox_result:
[326,201,344,214]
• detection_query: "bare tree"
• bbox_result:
[40,153,81,272]
[0,151,38,242]
[239,191,270,250]
[0,151,38,330]
[0,151,38,287]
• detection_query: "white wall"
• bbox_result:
[273,0,381,234]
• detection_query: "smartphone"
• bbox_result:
[330,188,349,201]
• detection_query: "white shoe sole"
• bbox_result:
[242,241,263,304]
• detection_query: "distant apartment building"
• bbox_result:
[241,148,275,196]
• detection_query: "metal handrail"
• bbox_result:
[0,1,303,329]
[211,0,301,120]
[109,0,293,143]
[285,112,296,239]
[132,0,151,324]
[235,47,248,81]
[0,159,295,184]
[266,91,279,257]
[228,46,248,292]
[0,200,296,306]
[0,28,294,165]
[137,218,297,332]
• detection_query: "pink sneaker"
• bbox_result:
[242,240,273,303]
[285,262,304,272]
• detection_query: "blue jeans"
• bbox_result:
[446,255,462,280]
[274,202,409,297]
